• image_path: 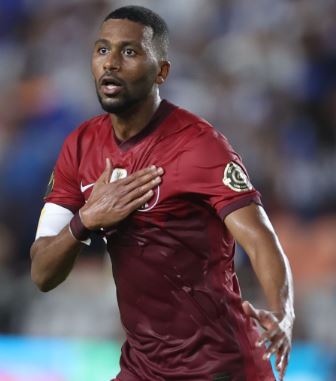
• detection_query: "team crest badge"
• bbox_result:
[223,162,253,192]
[110,168,128,182]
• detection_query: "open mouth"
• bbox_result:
[100,77,123,96]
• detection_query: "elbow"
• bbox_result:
[37,284,53,293]
[30,242,56,292]
[31,265,59,292]
[31,270,54,292]
[36,282,54,293]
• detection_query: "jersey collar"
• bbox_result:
[112,99,176,151]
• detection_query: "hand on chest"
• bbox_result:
[79,155,174,215]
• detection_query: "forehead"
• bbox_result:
[99,19,154,46]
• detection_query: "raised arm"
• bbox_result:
[224,203,294,381]
[30,159,163,292]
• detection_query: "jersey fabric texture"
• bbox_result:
[45,100,275,381]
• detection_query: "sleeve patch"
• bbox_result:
[223,162,253,192]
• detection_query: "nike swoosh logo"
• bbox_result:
[80,181,95,193]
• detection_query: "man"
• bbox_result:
[30,6,294,381]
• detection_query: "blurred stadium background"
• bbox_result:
[1,0,336,380]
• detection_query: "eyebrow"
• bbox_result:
[94,38,142,47]
[94,38,110,46]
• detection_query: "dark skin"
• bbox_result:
[92,19,170,140]
[225,205,294,379]
[31,19,169,290]
[30,18,294,380]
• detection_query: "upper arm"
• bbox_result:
[224,203,281,260]
[34,131,87,242]
[176,125,261,219]
[44,131,84,211]
[35,202,74,240]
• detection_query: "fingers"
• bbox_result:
[96,158,113,184]
[257,326,278,349]
[261,333,290,381]
[242,301,259,319]
[257,315,291,381]
[109,165,163,204]
[116,166,163,213]
[262,330,283,359]
[276,346,290,381]
[86,164,164,228]
[243,301,293,380]
[243,301,278,333]
[120,174,161,206]
[125,189,156,212]
[120,165,164,189]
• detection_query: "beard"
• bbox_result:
[95,82,145,115]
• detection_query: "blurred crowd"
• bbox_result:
[0,0,336,367]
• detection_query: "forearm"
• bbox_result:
[246,229,294,319]
[225,204,294,319]
[30,225,82,292]
[225,204,294,379]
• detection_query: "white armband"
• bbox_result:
[35,202,91,245]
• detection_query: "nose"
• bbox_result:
[103,51,121,72]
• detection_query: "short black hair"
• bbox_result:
[104,5,169,59]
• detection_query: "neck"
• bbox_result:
[110,94,161,141]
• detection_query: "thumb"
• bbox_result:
[96,158,113,184]
[243,301,278,331]
[242,300,260,320]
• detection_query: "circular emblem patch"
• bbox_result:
[223,162,253,192]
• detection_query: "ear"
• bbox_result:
[156,60,171,85]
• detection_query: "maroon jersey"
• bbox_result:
[46,100,275,381]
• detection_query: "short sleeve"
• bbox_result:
[44,130,84,212]
[176,125,261,219]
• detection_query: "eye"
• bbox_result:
[98,47,109,55]
[123,48,136,57]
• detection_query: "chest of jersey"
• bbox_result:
[77,121,226,253]
[78,124,194,216]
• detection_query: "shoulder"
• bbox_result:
[168,101,226,138]
[168,102,212,132]
[169,103,236,157]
